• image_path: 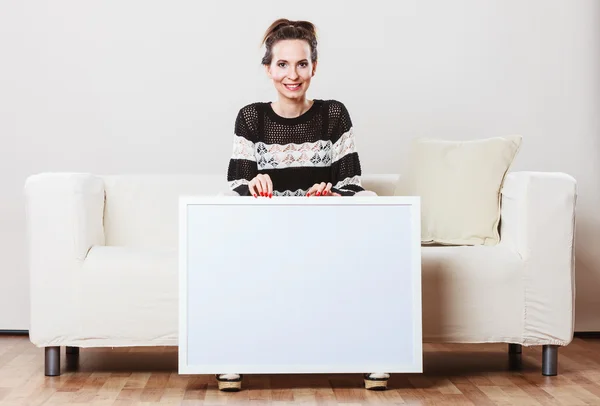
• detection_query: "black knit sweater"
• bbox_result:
[226,99,364,196]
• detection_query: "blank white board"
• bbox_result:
[178,196,422,375]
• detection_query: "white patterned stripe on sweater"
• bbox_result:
[228,178,249,190]
[230,128,357,170]
[230,135,256,161]
[334,175,362,190]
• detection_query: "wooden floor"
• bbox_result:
[0,335,599,405]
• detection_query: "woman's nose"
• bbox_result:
[288,68,299,80]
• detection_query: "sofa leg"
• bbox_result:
[66,346,79,355]
[542,345,558,376]
[508,344,522,354]
[508,343,522,370]
[45,346,60,376]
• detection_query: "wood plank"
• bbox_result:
[0,336,598,405]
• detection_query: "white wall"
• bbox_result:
[2,0,599,331]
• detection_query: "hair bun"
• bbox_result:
[291,20,317,38]
[262,18,318,46]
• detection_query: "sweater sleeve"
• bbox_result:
[226,106,258,196]
[329,102,365,196]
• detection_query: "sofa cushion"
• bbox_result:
[421,244,524,342]
[79,246,178,345]
[102,174,227,248]
[360,174,400,196]
[395,135,522,246]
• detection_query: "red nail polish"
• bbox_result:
[316,192,321,196]
[307,193,310,197]
[253,193,257,198]
[269,193,272,198]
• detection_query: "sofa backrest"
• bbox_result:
[101,174,400,248]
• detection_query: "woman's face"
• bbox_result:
[265,39,317,102]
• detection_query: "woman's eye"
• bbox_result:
[299,62,307,68]
[278,63,286,68]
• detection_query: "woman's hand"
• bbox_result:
[306,182,341,197]
[248,174,273,198]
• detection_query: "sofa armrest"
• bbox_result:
[24,172,105,346]
[500,171,577,346]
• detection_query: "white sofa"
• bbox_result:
[23,171,577,377]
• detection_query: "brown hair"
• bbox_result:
[261,18,318,65]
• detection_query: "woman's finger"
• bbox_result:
[322,182,333,196]
[306,183,318,197]
[255,177,264,196]
[254,176,263,196]
[257,175,267,197]
[248,180,257,197]
[266,174,273,197]
[315,182,327,196]
[311,183,322,196]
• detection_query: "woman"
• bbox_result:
[222,18,387,391]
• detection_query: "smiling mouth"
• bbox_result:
[284,83,302,90]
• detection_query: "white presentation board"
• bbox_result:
[178,196,422,375]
